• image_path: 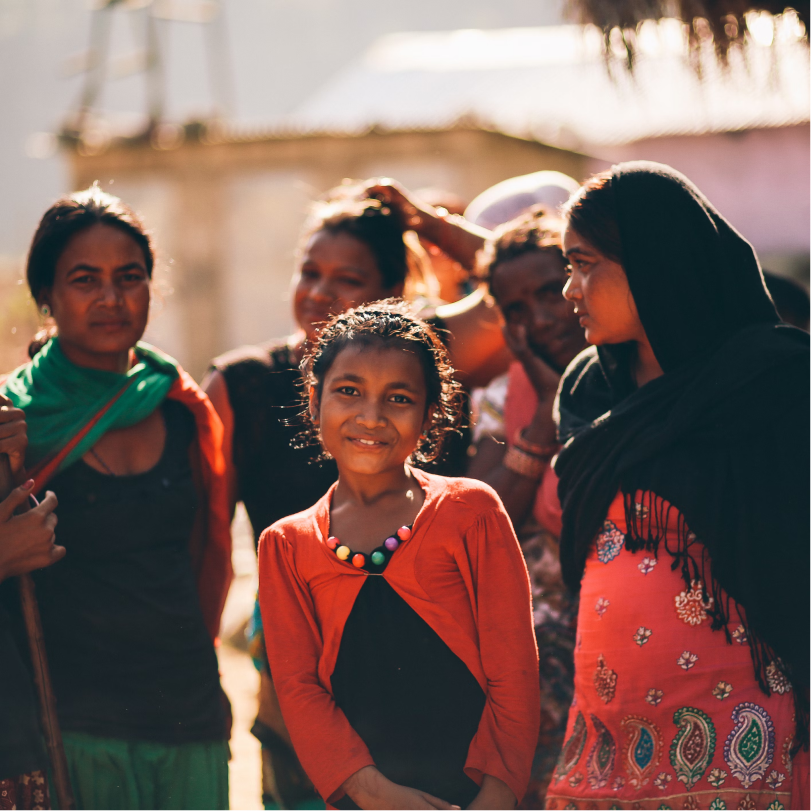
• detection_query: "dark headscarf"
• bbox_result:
[554,161,809,744]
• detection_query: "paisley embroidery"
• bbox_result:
[596,520,625,563]
[674,580,713,626]
[621,715,663,789]
[724,702,775,789]
[766,661,792,694]
[555,711,587,780]
[669,706,716,789]
[594,654,618,703]
[586,714,616,789]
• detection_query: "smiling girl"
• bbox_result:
[1,186,232,810]
[257,302,540,810]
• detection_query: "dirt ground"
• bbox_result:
[218,506,263,811]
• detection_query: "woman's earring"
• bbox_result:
[41,304,50,317]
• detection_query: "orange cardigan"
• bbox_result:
[258,468,540,805]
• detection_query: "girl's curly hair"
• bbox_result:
[300,299,463,465]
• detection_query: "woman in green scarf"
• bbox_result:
[1,186,233,810]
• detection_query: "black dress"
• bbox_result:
[330,546,486,809]
[27,400,224,743]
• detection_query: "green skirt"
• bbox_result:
[60,732,229,810]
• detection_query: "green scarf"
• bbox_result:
[1,338,179,473]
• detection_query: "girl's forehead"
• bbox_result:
[326,341,426,386]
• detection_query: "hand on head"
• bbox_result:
[0,483,62,582]
[362,178,434,232]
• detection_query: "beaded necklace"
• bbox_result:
[326,525,413,573]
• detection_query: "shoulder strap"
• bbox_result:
[30,379,135,496]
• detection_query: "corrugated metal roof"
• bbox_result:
[274,22,810,149]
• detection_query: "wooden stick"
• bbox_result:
[0,456,75,810]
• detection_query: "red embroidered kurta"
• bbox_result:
[257,469,540,805]
[545,491,809,811]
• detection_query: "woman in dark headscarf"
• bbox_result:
[544,162,809,811]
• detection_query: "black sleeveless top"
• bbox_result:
[28,400,224,743]
[330,558,485,808]
[213,340,338,545]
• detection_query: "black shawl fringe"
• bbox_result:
[621,488,809,752]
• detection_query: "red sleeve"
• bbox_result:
[258,528,374,803]
[534,464,562,537]
[504,361,538,443]
[457,506,541,803]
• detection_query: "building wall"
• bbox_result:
[70,129,587,379]
[587,125,811,280]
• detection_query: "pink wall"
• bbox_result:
[587,125,810,258]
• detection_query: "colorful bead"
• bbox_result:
[336,545,350,560]
[384,536,399,551]
[352,553,365,568]
[371,550,386,566]
[326,536,339,550]
[396,526,412,541]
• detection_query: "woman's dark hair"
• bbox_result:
[26,184,154,357]
[300,187,408,290]
[301,299,463,464]
[27,183,154,302]
[476,204,565,297]
[560,171,624,263]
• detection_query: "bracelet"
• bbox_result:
[514,428,558,460]
[503,445,547,479]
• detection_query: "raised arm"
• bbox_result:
[477,326,561,527]
[364,180,512,388]
[365,178,489,271]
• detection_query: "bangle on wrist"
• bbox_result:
[503,445,547,479]
[513,427,557,459]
